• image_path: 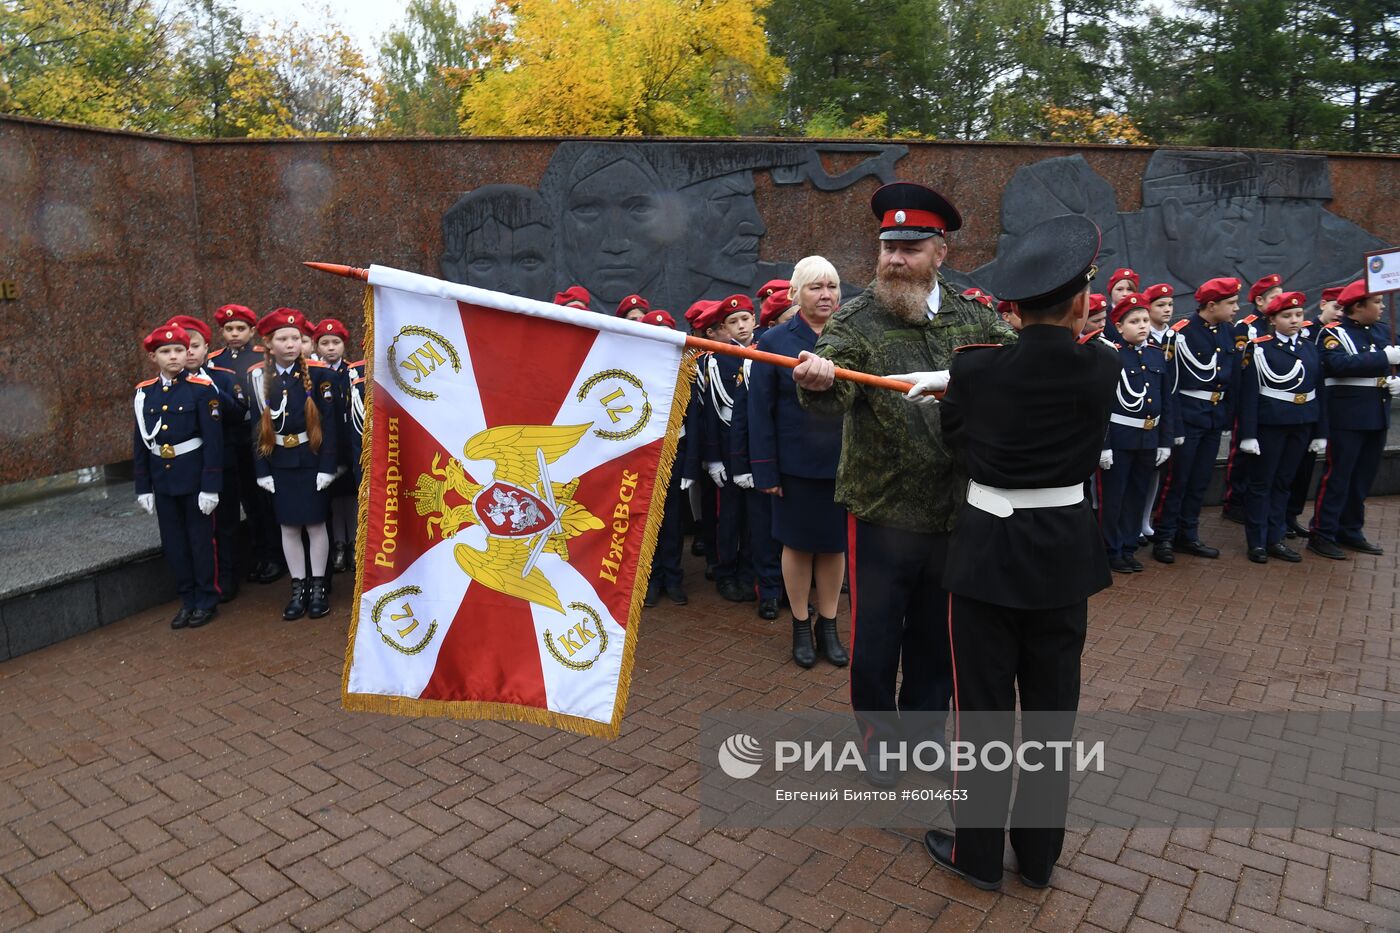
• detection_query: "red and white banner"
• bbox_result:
[343,266,691,738]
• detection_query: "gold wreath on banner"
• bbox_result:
[388,325,461,401]
[544,602,609,671]
[371,585,439,655]
[576,369,652,441]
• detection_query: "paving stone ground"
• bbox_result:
[1,501,1398,932]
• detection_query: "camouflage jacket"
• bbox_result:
[797,278,1018,532]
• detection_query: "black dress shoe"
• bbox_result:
[717,578,748,602]
[1173,538,1220,559]
[1125,556,1145,572]
[863,753,900,789]
[1152,541,1175,564]
[187,607,217,628]
[307,577,330,619]
[331,543,349,574]
[816,616,849,666]
[284,578,308,620]
[1267,543,1302,562]
[924,830,1001,891]
[1247,547,1268,564]
[1108,556,1133,574]
[758,597,779,620]
[255,561,286,585]
[1019,868,1053,889]
[170,607,192,630]
[1307,536,1347,560]
[1285,518,1308,539]
[1221,506,1247,525]
[643,579,662,608]
[218,581,239,604]
[1136,535,1149,547]
[690,537,705,557]
[703,565,716,582]
[665,582,687,605]
[791,618,816,669]
[1337,536,1383,555]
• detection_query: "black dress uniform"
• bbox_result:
[1141,308,1181,539]
[926,214,1119,891]
[249,359,339,526]
[1153,278,1242,559]
[1311,285,1396,555]
[201,363,248,598]
[1221,309,1263,521]
[700,326,756,601]
[134,331,225,625]
[727,354,784,615]
[1237,294,1327,560]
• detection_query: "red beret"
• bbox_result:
[166,314,210,343]
[961,287,993,308]
[639,310,675,328]
[719,294,755,319]
[1336,279,1373,308]
[615,294,650,317]
[1143,283,1174,302]
[144,324,190,352]
[996,299,1015,317]
[1264,291,1306,316]
[683,300,713,325]
[757,279,790,301]
[1248,274,1282,303]
[215,304,256,327]
[1321,286,1344,303]
[1194,277,1241,304]
[694,302,728,331]
[1108,268,1139,290]
[316,318,350,342]
[257,308,310,338]
[760,291,792,326]
[1110,293,1148,325]
[553,286,591,308]
[1088,293,1108,314]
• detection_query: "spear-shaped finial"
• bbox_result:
[304,261,369,281]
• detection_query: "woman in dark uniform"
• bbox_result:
[747,256,849,668]
[249,309,339,621]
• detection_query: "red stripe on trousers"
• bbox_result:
[947,592,959,865]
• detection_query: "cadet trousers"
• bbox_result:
[1155,428,1222,543]
[1286,450,1318,522]
[1222,420,1251,513]
[946,593,1087,884]
[744,489,783,600]
[213,459,241,596]
[847,517,953,754]
[234,438,281,568]
[651,475,685,587]
[1311,428,1386,542]
[715,482,753,586]
[156,492,219,611]
[1245,424,1311,550]
[1098,449,1156,558]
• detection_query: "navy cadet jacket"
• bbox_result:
[1237,334,1327,440]
[1170,314,1239,433]
[679,354,709,484]
[701,350,743,468]
[745,314,843,489]
[248,360,339,477]
[1105,338,1179,451]
[133,371,224,497]
[1319,318,1393,432]
[199,365,249,469]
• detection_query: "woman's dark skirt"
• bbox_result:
[272,466,330,526]
[773,474,846,553]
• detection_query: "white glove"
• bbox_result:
[316,472,335,491]
[257,476,276,493]
[1308,439,1327,455]
[679,478,694,491]
[1155,448,1171,466]
[136,493,154,515]
[1387,376,1400,397]
[197,492,219,515]
[1383,345,1400,365]
[733,473,754,489]
[705,461,727,485]
[1174,436,1185,447]
[889,370,950,405]
[1099,450,1113,470]
[1240,439,1261,455]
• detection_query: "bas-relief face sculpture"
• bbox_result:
[462,218,552,298]
[683,171,766,293]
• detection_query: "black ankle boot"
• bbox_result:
[792,617,816,669]
[283,578,308,620]
[307,577,330,619]
[331,543,349,574]
[816,615,849,666]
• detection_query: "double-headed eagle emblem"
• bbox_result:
[409,423,605,613]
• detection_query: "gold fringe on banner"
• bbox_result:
[339,300,700,741]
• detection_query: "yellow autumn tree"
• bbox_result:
[458,0,783,136]
[1043,106,1151,146]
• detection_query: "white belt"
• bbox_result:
[1324,377,1386,388]
[1110,413,1159,430]
[277,431,310,448]
[148,437,203,459]
[1259,387,1315,404]
[1180,389,1226,403]
[966,480,1083,519]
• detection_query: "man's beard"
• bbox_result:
[873,262,937,323]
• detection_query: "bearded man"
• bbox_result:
[794,182,1018,786]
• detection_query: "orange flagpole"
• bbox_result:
[304,261,926,396]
